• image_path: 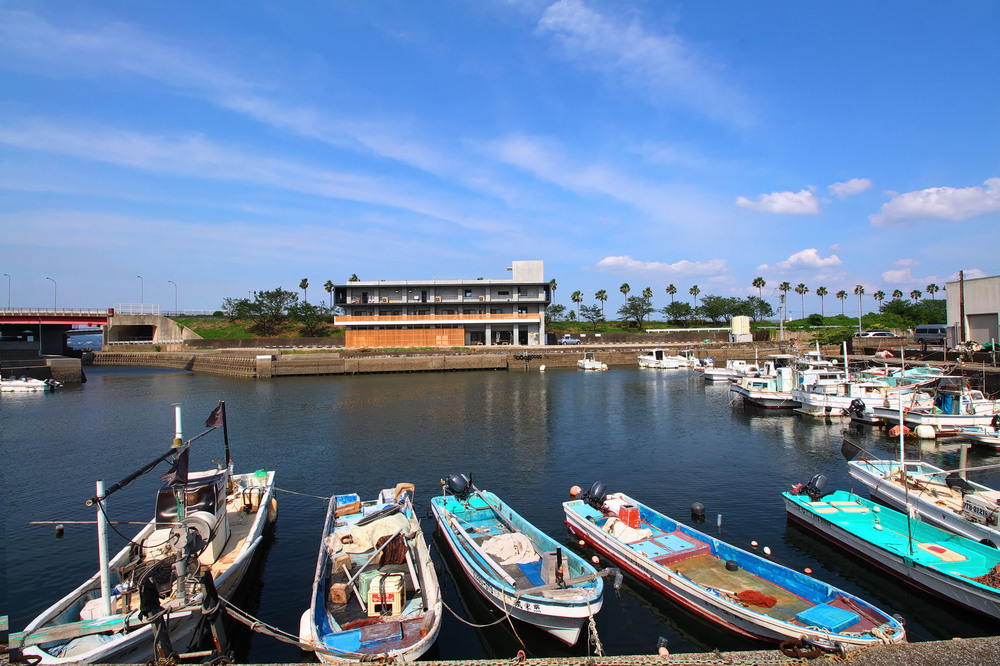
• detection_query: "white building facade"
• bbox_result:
[945,273,1000,345]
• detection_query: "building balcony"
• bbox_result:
[335,312,543,326]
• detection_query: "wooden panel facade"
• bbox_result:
[346,328,466,348]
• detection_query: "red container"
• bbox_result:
[619,505,640,528]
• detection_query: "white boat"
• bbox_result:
[793,378,935,419]
[1,376,63,392]
[872,376,999,435]
[845,453,1000,548]
[14,402,277,664]
[429,474,610,645]
[298,484,441,662]
[565,484,905,652]
[577,351,608,371]
[784,482,1000,621]
[638,349,681,369]
[702,359,761,382]
[955,424,1000,451]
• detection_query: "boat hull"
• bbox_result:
[783,491,1000,621]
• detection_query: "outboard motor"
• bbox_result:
[848,398,866,420]
[803,474,828,501]
[445,473,473,500]
[582,481,607,511]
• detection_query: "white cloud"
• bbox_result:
[882,268,915,284]
[593,255,727,276]
[828,178,872,199]
[736,189,820,215]
[757,248,842,272]
[946,269,987,281]
[870,178,1000,226]
[536,0,751,126]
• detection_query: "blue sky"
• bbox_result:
[2,1,998,317]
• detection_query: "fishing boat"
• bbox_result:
[872,376,999,436]
[14,402,277,664]
[565,483,906,653]
[298,484,441,662]
[793,378,935,419]
[1,376,62,392]
[843,442,1000,547]
[577,352,608,371]
[429,474,612,645]
[638,349,681,369]
[783,480,1000,621]
[954,425,1000,451]
[702,359,759,382]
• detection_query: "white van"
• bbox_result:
[914,324,947,345]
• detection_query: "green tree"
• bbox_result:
[570,290,583,318]
[854,285,865,319]
[288,301,330,337]
[620,282,631,303]
[794,283,809,319]
[910,289,922,301]
[231,287,299,336]
[873,290,886,312]
[617,294,654,329]
[752,276,766,300]
[745,295,774,322]
[549,278,558,304]
[836,290,848,315]
[699,295,742,324]
[892,289,903,300]
[299,278,309,303]
[324,280,334,308]
[545,303,567,324]
[221,297,240,322]
[579,304,605,330]
[595,289,608,315]
[778,281,791,319]
[689,284,701,308]
[662,301,693,324]
[665,283,677,304]
[926,283,939,299]
[348,273,360,282]
[815,286,828,317]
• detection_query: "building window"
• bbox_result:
[463,308,477,315]
[441,309,455,315]
[491,308,502,314]
[498,290,510,296]
[518,307,528,314]
[465,289,473,297]
[417,309,428,315]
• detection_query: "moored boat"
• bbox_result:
[1,376,62,392]
[577,352,608,371]
[429,474,610,645]
[784,480,1000,621]
[13,402,277,664]
[954,424,1000,451]
[638,349,681,369]
[565,483,906,652]
[872,376,999,436]
[298,484,441,662]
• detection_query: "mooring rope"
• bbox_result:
[274,487,331,501]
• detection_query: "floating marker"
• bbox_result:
[55,524,65,538]
[763,546,772,556]
[717,513,722,528]
[570,485,581,497]
[751,540,758,548]
[591,555,600,565]
[579,539,586,547]
[804,567,813,575]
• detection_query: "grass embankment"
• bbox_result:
[173,317,345,340]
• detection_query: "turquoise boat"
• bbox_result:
[784,484,1000,621]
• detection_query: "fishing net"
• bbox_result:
[737,590,777,607]
[971,563,1000,589]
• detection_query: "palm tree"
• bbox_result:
[570,290,583,318]
[815,286,828,317]
[873,290,886,312]
[665,283,677,303]
[926,283,939,299]
[854,285,865,320]
[549,278,558,304]
[324,280,334,308]
[778,281,791,320]
[836,290,848,315]
[892,289,903,301]
[689,285,700,309]
[642,286,653,301]
[910,289,922,301]
[752,276,766,300]
[794,283,809,319]
[299,278,309,303]
[348,273,360,282]
[620,283,631,303]
[595,289,608,315]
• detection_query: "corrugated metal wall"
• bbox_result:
[346,328,466,347]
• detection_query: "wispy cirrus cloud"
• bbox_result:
[593,255,727,277]
[828,178,872,199]
[870,178,1000,226]
[736,189,820,215]
[535,0,752,127]
[756,248,842,273]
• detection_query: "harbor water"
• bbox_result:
[4,365,999,661]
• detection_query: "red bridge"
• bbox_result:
[0,308,111,326]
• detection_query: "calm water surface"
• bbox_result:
[5,365,999,660]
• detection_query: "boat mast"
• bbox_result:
[96,479,112,617]
[899,398,914,555]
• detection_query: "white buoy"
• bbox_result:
[717,514,722,528]
[750,540,758,548]
[914,424,936,439]
[539,364,546,372]
[763,546,772,556]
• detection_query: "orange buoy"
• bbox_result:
[570,485,581,497]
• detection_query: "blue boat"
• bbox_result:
[430,474,610,645]
[784,479,1000,621]
[565,483,906,653]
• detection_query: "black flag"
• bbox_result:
[205,404,223,428]
[841,439,862,462]
[160,447,189,487]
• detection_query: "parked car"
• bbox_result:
[558,334,582,345]
[914,324,947,345]
[856,330,895,338]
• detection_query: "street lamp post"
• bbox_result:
[168,280,178,314]
[2,273,9,309]
[138,275,144,312]
[46,277,57,310]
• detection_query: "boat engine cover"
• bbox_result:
[584,481,607,510]
[445,473,472,500]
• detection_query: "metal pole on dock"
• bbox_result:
[96,479,112,617]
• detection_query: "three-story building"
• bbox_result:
[333,260,550,347]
